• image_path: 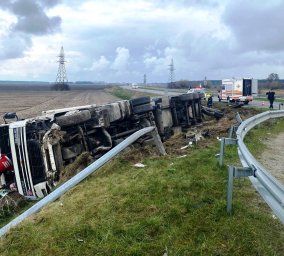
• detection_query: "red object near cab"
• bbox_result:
[0,154,13,173]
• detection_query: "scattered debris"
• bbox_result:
[185,128,204,144]
[0,191,25,217]
[163,246,168,256]
[60,152,94,183]
[133,163,146,168]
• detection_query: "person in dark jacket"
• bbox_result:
[266,89,275,109]
[207,94,213,108]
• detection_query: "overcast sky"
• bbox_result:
[0,0,284,83]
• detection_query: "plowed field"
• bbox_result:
[0,88,120,124]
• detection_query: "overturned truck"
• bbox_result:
[0,93,208,199]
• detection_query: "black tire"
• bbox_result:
[130,97,150,107]
[178,93,193,101]
[56,110,91,127]
[132,103,153,114]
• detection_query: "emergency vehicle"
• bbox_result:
[220,78,258,104]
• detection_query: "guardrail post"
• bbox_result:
[228,125,236,138]
[227,166,234,213]
[219,138,237,166]
[219,138,225,166]
[227,166,255,214]
[150,128,167,155]
[228,112,242,138]
[235,112,242,124]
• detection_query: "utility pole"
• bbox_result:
[143,74,147,86]
[168,58,175,88]
[54,46,70,90]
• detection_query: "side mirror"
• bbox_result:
[3,112,18,124]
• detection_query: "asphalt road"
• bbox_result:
[122,86,284,110]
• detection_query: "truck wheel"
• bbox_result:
[55,110,91,127]
[132,103,153,114]
[130,97,151,107]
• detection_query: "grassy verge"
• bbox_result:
[254,97,284,103]
[1,125,284,255]
[107,86,163,100]
[107,87,133,100]
[245,117,284,154]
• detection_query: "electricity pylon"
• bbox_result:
[53,46,70,90]
[168,58,175,88]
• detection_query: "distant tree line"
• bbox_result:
[50,83,70,91]
[168,73,284,91]
[258,73,284,90]
[168,80,221,89]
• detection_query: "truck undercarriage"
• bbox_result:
[0,92,217,199]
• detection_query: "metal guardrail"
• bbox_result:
[222,110,284,223]
[0,126,166,237]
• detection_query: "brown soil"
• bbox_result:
[0,89,120,124]
[258,132,284,185]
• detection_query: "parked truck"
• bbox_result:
[0,93,211,199]
[219,78,258,104]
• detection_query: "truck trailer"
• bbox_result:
[0,93,209,199]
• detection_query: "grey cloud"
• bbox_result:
[223,1,284,52]
[0,0,12,9]
[157,0,219,8]
[0,34,32,60]
[42,0,62,8]
[11,0,61,35]
[0,0,61,35]
[0,0,61,61]
[14,13,61,35]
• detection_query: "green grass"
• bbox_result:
[254,96,284,103]
[108,87,133,100]
[245,117,284,154]
[1,130,284,255]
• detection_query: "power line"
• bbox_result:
[143,74,147,85]
[168,58,175,87]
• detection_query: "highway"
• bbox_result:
[122,85,283,110]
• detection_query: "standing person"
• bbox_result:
[207,94,213,108]
[217,90,221,102]
[266,89,275,109]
